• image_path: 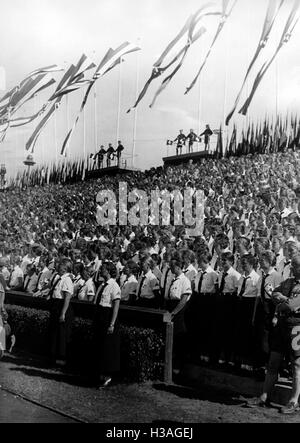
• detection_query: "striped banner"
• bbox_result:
[26,100,62,153]
[239,0,300,116]
[26,55,97,153]
[226,0,284,125]
[149,4,219,108]
[60,43,140,156]
[185,0,237,95]
[127,15,194,113]
[25,64,64,79]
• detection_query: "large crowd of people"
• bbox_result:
[1,148,300,403]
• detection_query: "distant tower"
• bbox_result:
[23,154,36,183]
[0,164,6,189]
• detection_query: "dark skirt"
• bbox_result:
[165,299,188,369]
[93,306,120,375]
[49,299,74,361]
[165,299,187,336]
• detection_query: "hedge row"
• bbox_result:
[5,304,165,382]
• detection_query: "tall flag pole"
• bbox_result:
[226,0,284,125]
[132,38,141,169]
[239,0,300,116]
[116,57,123,146]
[93,51,98,156]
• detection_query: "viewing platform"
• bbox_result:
[86,165,139,180]
[163,149,214,167]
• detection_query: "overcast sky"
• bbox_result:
[1,0,300,178]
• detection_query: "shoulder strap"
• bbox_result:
[48,276,61,299]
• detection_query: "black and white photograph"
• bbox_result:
[1,0,300,428]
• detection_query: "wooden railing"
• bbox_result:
[5,291,174,383]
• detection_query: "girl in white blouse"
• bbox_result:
[49,259,74,367]
[167,252,192,371]
[93,261,121,388]
[120,260,138,304]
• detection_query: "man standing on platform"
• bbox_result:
[200,124,213,152]
[106,144,115,168]
[185,129,198,154]
[173,130,186,156]
[94,146,106,169]
[116,141,125,167]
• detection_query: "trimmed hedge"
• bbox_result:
[5,304,164,382]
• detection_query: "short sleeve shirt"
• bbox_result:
[137,271,160,300]
[78,278,96,301]
[52,273,74,299]
[99,279,121,308]
[121,275,138,301]
[168,273,192,301]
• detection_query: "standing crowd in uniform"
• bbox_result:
[1,149,300,405]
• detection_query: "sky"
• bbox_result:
[1,0,300,178]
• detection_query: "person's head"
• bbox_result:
[197,252,212,271]
[254,238,270,256]
[215,235,230,255]
[83,265,94,281]
[283,241,299,260]
[236,237,250,254]
[140,257,153,275]
[271,236,283,254]
[259,250,275,272]
[190,129,194,133]
[101,261,117,281]
[291,255,300,280]
[220,252,235,272]
[206,124,210,129]
[11,255,22,267]
[181,249,195,267]
[118,140,122,145]
[241,254,255,275]
[0,257,7,271]
[283,225,295,240]
[179,130,183,134]
[26,263,36,276]
[57,258,73,276]
[123,260,139,278]
[169,252,184,276]
[151,253,161,268]
[74,261,84,277]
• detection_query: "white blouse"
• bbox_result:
[98,278,121,308]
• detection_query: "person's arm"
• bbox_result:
[59,292,72,322]
[170,293,189,317]
[107,299,120,334]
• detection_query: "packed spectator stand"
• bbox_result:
[1,148,300,379]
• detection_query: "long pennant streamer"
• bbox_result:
[239,0,300,116]
[225,0,284,125]
[185,0,237,95]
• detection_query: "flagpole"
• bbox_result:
[197,45,202,152]
[222,27,229,157]
[94,87,98,154]
[83,97,86,167]
[93,51,98,155]
[66,94,70,157]
[116,57,122,145]
[276,57,279,121]
[132,37,141,169]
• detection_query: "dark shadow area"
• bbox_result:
[152,382,244,406]
[7,366,95,388]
